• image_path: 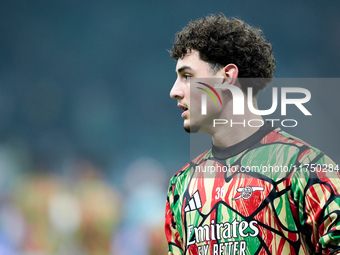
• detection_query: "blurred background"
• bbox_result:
[0,0,339,254]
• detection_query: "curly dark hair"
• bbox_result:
[170,14,275,93]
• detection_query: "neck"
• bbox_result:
[209,98,263,147]
[211,117,263,147]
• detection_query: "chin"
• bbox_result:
[184,126,191,133]
[184,121,199,133]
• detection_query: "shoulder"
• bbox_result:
[262,128,320,156]
[278,129,333,162]
[260,127,338,173]
[270,129,339,187]
[168,148,212,188]
[262,127,312,147]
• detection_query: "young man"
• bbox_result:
[165,14,340,255]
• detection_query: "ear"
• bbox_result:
[222,64,239,86]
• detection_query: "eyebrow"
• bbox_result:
[176,66,193,74]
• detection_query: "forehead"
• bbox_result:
[175,50,210,73]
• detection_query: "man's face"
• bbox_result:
[170,50,224,133]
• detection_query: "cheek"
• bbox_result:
[189,91,203,113]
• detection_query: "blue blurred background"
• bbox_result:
[0,0,339,254]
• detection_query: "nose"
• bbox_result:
[170,79,184,99]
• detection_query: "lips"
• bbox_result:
[177,103,188,111]
[178,103,188,118]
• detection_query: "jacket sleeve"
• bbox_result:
[291,152,340,254]
[165,176,184,255]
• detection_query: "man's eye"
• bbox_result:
[183,74,191,80]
